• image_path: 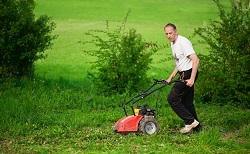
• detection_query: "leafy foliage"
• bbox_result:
[195,0,250,106]
[83,17,158,94]
[0,0,56,78]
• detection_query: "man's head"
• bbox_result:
[164,23,178,43]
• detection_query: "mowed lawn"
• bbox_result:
[34,0,225,81]
[1,0,249,153]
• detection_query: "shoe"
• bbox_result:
[180,119,199,134]
[193,124,202,132]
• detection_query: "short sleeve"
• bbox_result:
[181,38,195,57]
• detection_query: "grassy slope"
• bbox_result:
[34,0,220,81]
[1,0,249,153]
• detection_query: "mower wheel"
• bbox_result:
[139,116,158,135]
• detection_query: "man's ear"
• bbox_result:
[174,30,178,35]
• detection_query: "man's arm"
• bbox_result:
[185,53,199,87]
[166,67,179,83]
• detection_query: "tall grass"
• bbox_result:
[0,79,118,136]
[1,79,249,153]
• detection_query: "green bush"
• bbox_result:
[0,0,56,78]
[83,19,158,94]
[195,0,249,106]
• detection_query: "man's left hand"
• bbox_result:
[185,79,194,87]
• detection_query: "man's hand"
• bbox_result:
[185,79,194,87]
[165,78,171,83]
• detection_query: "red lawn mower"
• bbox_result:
[113,79,184,135]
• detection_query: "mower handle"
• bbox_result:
[123,79,185,116]
[153,79,166,84]
[153,79,185,85]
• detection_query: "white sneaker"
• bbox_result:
[180,119,199,134]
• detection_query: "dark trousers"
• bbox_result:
[167,69,199,125]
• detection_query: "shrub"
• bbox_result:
[83,17,158,95]
[195,0,250,107]
[0,0,56,78]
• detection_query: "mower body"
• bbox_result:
[113,115,143,133]
[113,79,183,135]
[114,104,158,135]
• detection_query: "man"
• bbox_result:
[164,23,201,134]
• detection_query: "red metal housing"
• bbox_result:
[113,115,143,133]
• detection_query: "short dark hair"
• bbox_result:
[164,23,176,30]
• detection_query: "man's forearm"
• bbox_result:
[168,67,179,81]
[190,58,199,81]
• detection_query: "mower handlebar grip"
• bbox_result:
[153,79,167,84]
[153,79,185,85]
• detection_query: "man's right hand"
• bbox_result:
[165,78,171,83]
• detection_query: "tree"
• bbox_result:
[195,0,249,106]
[0,0,56,78]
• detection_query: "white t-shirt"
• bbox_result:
[171,35,195,72]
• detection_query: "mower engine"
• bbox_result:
[137,104,156,116]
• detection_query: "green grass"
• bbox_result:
[0,79,249,153]
[34,0,228,81]
[1,0,249,153]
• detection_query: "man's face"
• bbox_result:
[164,26,177,42]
